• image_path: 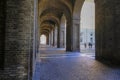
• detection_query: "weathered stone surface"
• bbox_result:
[0,0,5,70]
[1,0,120,80]
[95,0,120,62]
[2,0,35,80]
[33,46,120,80]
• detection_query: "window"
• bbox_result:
[80,38,83,42]
[90,37,93,43]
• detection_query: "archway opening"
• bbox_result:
[80,0,95,56]
[40,34,47,45]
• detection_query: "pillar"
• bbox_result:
[66,20,73,51]
[60,16,66,48]
[0,0,5,70]
[32,0,39,77]
[66,18,80,52]
[49,33,51,46]
[51,30,53,46]
[57,26,60,48]
[95,0,105,59]
[60,27,65,48]
[72,19,80,52]
[46,34,49,45]
[54,26,58,47]
[50,30,53,46]
[4,0,35,80]
[114,1,120,62]
[95,0,117,62]
[53,29,55,46]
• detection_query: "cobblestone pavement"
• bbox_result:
[33,46,120,80]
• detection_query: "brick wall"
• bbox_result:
[3,0,34,80]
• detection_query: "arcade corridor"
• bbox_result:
[0,0,120,80]
[33,45,120,80]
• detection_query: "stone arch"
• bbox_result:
[73,0,85,20]
[73,0,95,19]
[70,0,85,52]
[72,0,95,52]
[38,1,72,20]
[41,28,50,33]
[40,16,59,29]
[39,10,60,37]
[39,3,72,49]
[40,22,55,31]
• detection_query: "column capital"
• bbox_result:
[72,19,80,25]
[72,18,80,20]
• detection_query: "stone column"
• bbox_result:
[0,0,5,70]
[66,18,80,52]
[114,1,120,62]
[50,30,53,47]
[32,0,39,77]
[95,0,104,59]
[53,29,55,46]
[66,20,73,51]
[60,15,66,48]
[51,30,53,46]
[64,25,66,48]
[57,26,60,48]
[4,0,35,80]
[46,34,49,45]
[54,27,58,47]
[49,33,51,46]
[95,0,115,61]
[60,26,66,48]
[72,19,80,52]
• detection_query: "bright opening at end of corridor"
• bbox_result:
[80,0,95,54]
[40,35,47,45]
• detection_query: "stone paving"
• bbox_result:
[33,46,120,80]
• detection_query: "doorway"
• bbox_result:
[80,0,95,57]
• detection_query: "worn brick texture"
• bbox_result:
[2,0,34,80]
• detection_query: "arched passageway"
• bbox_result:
[80,0,95,55]
[0,0,120,80]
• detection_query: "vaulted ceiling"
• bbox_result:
[38,0,76,36]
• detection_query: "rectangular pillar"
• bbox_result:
[57,26,60,48]
[72,19,80,52]
[53,29,55,46]
[95,0,116,62]
[66,21,72,51]
[54,27,58,47]
[0,0,5,70]
[114,1,120,62]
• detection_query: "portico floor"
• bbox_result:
[33,45,120,80]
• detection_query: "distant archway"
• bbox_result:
[40,35,47,45]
